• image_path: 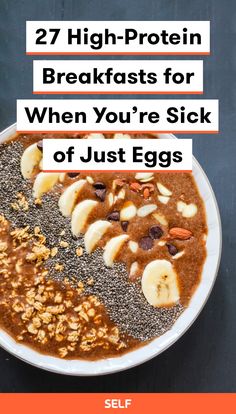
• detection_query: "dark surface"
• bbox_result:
[0,0,235,392]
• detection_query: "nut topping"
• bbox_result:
[130,182,142,192]
[169,227,193,240]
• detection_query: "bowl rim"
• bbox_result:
[0,123,222,376]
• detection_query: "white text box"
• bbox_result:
[33,60,203,94]
[42,139,192,172]
[26,21,210,55]
[17,99,219,133]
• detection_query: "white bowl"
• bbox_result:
[0,124,221,376]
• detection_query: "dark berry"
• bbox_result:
[67,172,80,178]
[121,221,129,232]
[149,225,163,240]
[95,188,106,202]
[107,211,120,221]
[139,236,154,250]
[167,243,178,256]
[37,140,43,151]
[93,182,106,190]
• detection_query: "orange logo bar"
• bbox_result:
[0,393,235,414]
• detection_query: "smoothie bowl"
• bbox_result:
[0,124,221,375]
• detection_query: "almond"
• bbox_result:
[130,182,142,192]
[120,201,137,221]
[169,227,193,240]
[172,250,185,260]
[117,188,126,199]
[129,261,140,281]
[86,176,94,184]
[115,178,126,187]
[158,195,170,204]
[135,172,154,182]
[143,188,150,199]
[157,182,172,196]
[112,178,126,190]
[128,241,139,253]
[130,261,139,276]
[137,204,157,217]
[108,192,114,207]
[141,183,155,192]
[177,201,198,218]
[153,212,168,226]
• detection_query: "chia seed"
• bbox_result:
[0,141,184,341]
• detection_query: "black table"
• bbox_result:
[0,0,235,392]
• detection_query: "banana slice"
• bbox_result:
[21,143,42,179]
[141,259,180,307]
[71,199,98,236]
[84,220,112,253]
[33,172,59,198]
[103,234,129,267]
[58,180,86,217]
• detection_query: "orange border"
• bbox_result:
[17,130,219,134]
[42,169,192,173]
[33,91,203,95]
[27,51,210,55]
